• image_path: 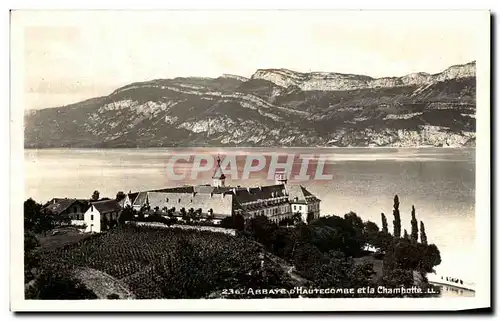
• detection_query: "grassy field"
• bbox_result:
[38,226,292,299]
[38,227,91,250]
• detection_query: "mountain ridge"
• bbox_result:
[251,61,476,91]
[24,61,476,148]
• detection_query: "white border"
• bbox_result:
[8,9,492,312]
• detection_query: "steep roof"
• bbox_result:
[44,199,89,215]
[288,185,320,204]
[146,192,233,216]
[117,192,139,207]
[132,192,148,207]
[128,192,139,203]
[151,186,195,193]
[230,184,288,204]
[149,185,232,195]
[91,200,122,214]
[212,157,226,180]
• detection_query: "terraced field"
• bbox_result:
[38,226,292,298]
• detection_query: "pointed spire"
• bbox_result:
[212,154,226,180]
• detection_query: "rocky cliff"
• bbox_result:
[24,62,476,148]
[251,61,476,91]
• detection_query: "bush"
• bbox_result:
[107,293,120,299]
[26,270,97,300]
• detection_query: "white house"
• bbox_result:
[83,199,122,233]
[287,185,321,224]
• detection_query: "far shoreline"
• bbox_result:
[23,146,477,150]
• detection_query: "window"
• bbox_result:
[178,198,181,203]
[166,198,169,202]
[90,215,94,221]
[293,205,296,211]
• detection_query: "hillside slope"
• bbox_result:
[24,62,476,148]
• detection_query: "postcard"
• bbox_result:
[10,9,491,312]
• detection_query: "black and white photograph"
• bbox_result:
[10,9,491,311]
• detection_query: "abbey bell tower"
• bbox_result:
[212,156,226,187]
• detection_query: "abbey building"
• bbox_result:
[131,156,321,224]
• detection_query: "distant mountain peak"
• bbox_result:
[251,61,475,91]
[221,74,249,82]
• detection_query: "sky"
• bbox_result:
[12,10,484,110]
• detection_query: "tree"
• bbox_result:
[310,215,365,257]
[344,212,364,231]
[410,205,419,242]
[372,230,392,253]
[206,209,214,224]
[279,217,295,227]
[423,244,441,272]
[403,229,409,239]
[221,214,245,230]
[386,238,441,273]
[119,207,135,225]
[420,221,428,245]
[25,270,97,300]
[91,190,100,201]
[233,214,245,231]
[115,191,126,202]
[381,213,388,234]
[363,221,379,246]
[137,209,145,221]
[380,268,414,294]
[24,198,54,234]
[306,212,315,224]
[187,208,196,223]
[292,212,303,225]
[166,217,178,226]
[220,216,233,229]
[24,230,41,282]
[246,216,278,248]
[195,208,203,221]
[392,195,401,238]
[108,219,117,229]
[269,228,297,261]
[179,208,187,223]
[24,230,40,253]
[101,216,109,231]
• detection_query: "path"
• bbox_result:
[72,267,136,299]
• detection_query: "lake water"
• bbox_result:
[24,147,475,296]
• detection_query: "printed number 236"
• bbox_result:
[222,289,242,295]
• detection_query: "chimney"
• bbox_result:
[247,187,251,193]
